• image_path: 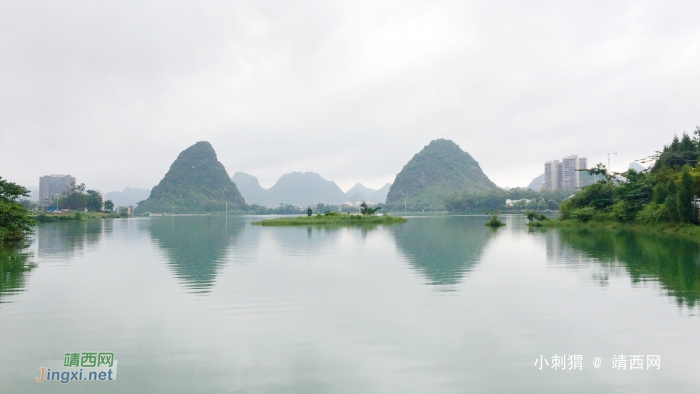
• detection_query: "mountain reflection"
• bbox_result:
[0,242,34,304]
[390,216,494,287]
[552,228,700,309]
[149,216,242,292]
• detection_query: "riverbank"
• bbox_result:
[531,218,700,240]
[35,212,125,222]
[252,214,407,226]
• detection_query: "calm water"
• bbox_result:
[1,215,699,393]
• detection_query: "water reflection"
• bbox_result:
[37,220,108,258]
[551,228,700,309]
[0,242,34,304]
[390,216,494,287]
[149,216,242,292]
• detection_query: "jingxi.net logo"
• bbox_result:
[35,352,117,384]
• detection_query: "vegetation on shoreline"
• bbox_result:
[0,177,36,242]
[531,218,700,241]
[446,188,574,213]
[558,128,700,227]
[35,211,126,222]
[248,202,364,215]
[525,211,551,227]
[252,212,407,226]
[51,183,105,212]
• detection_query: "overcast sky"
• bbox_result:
[1,1,699,192]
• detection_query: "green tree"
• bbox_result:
[306,207,313,216]
[104,200,114,212]
[58,183,88,211]
[677,165,697,224]
[0,177,37,242]
[360,201,381,215]
[652,133,699,170]
[86,190,103,212]
[665,178,679,222]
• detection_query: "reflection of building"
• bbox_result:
[39,175,76,208]
[544,156,588,190]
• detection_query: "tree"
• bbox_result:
[86,190,103,212]
[104,200,114,212]
[58,183,88,211]
[306,207,312,216]
[0,177,37,242]
[360,201,381,215]
[677,165,697,224]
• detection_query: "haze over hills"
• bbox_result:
[105,187,151,207]
[266,172,346,206]
[527,174,545,191]
[629,162,646,172]
[232,172,390,206]
[231,172,267,205]
[135,141,248,214]
[385,139,499,211]
[345,183,391,203]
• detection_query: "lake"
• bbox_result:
[1,215,699,393]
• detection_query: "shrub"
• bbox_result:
[611,200,639,222]
[485,211,505,227]
[636,203,670,224]
[570,207,596,222]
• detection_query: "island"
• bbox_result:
[252,212,407,226]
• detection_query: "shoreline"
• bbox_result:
[530,219,700,240]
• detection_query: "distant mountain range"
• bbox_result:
[629,162,646,172]
[232,172,390,206]
[385,139,499,210]
[527,174,545,191]
[105,187,151,207]
[345,182,391,204]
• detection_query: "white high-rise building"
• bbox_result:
[562,156,588,189]
[544,160,562,190]
[544,156,587,190]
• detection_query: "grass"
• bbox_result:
[35,211,125,222]
[252,213,407,226]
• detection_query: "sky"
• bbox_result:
[1,0,699,193]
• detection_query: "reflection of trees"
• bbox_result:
[390,217,493,287]
[37,220,105,257]
[149,216,242,292]
[555,228,700,308]
[0,242,35,304]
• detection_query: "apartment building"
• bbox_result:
[543,156,587,190]
[39,174,76,208]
